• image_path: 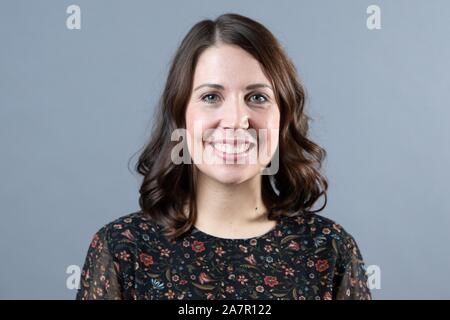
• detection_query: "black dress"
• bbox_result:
[76,211,371,300]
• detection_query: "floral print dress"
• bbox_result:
[76,211,371,300]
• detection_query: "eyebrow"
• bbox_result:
[193,83,273,92]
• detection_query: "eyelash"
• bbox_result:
[200,93,269,105]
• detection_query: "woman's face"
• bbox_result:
[185,44,280,185]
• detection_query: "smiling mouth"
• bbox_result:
[210,142,253,154]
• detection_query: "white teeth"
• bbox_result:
[212,143,250,154]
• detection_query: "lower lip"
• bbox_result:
[208,143,256,163]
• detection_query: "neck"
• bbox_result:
[192,171,274,238]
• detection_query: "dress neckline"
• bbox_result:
[190,216,284,242]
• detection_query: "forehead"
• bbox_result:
[193,44,271,89]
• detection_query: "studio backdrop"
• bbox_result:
[1,0,449,299]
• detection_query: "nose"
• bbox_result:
[220,96,250,129]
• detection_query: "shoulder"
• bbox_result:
[283,212,364,261]
[91,211,162,252]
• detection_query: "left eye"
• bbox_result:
[201,94,220,104]
[249,94,268,104]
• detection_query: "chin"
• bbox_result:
[200,165,259,185]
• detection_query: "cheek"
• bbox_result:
[255,110,280,160]
[185,107,215,164]
[252,106,280,128]
[185,107,200,138]
[254,109,280,141]
[186,108,212,140]
[185,106,196,133]
[268,113,280,145]
[266,108,281,129]
[266,110,281,145]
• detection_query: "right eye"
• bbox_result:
[201,93,220,104]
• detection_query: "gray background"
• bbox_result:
[1,0,449,299]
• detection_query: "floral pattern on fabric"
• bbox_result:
[76,211,371,300]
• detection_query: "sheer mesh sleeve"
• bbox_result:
[76,226,123,300]
[333,231,372,300]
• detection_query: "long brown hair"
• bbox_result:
[132,13,328,240]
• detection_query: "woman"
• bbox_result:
[77,13,371,300]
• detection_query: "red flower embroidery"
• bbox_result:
[256,285,265,293]
[164,289,175,299]
[90,234,99,248]
[121,229,135,241]
[215,246,225,257]
[315,259,329,272]
[118,251,130,261]
[263,276,279,287]
[244,254,257,265]
[191,240,205,253]
[139,253,154,267]
[323,292,332,300]
[237,275,248,285]
[238,244,248,253]
[198,272,211,284]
